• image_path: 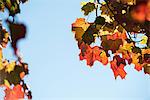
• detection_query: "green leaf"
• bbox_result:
[81,2,96,16]
[82,24,98,45]
[95,16,106,25]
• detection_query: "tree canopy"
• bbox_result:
[72,0,150,79]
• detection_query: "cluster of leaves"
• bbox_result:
[0,62,32,99]
[72,0,150,79]
[0,0,32,99]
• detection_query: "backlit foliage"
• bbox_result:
[0,0,32,99]
[72,0,150,79]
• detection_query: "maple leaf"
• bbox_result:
[79,42,108,66]
[5,62,16,73]
[6,63,29,85]
[72,18,90,31]
[134,63,145,71]
[4,85,24,100]
[82,24,98,45]
[95,16,106,25]
[72,18,90,42]
[0,62,29,86]
[81,2,96,16]
[0,62,31,99]
[110,55,127,79]
[101,36,123,54]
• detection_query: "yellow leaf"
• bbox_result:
[5,61,16,73]
[140,35,148,44]
[121,41,134,51]
[81,2,87,6]
[132,53,141,64]
[4,79,10,88]
[72,18,90,31]
[81,0,94,6]
[72,18,90,42]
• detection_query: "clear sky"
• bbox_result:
[0,0,150,100]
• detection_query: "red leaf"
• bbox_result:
[4,85,24,100]
[110,55,127,79]
[79,42,108,66]
[134,63,145,71]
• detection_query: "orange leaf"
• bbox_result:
[4,85,24,100]
[79,42,108,66]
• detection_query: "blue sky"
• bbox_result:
[0,0,150,100]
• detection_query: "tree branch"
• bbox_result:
[103,0,135,41]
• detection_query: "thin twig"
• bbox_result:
[95,0,99,17]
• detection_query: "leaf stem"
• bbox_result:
[95,0,99,17]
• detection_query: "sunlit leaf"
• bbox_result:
[81,2,96,16]
[72,0,150,79]
[110,55,127,79]
[79,42,108,66]
[4,85,24,100]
